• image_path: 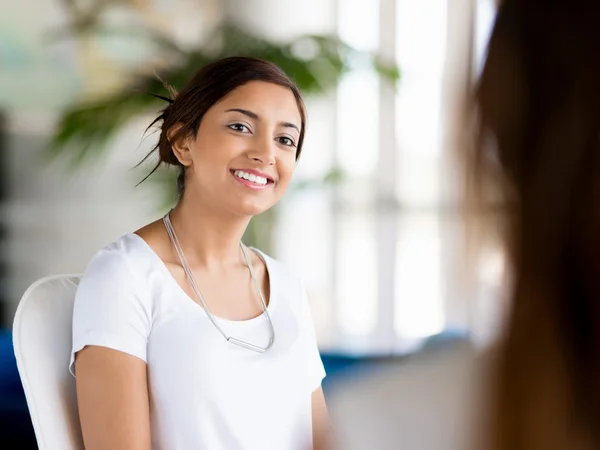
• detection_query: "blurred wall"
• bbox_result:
[4,115,160,327]
[0,0,340,329]
[0,0,216,327]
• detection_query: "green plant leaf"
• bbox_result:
[373,57,402,85]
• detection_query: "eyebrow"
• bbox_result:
[225,108,300,133]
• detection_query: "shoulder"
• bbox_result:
[251,248,303,293]
[79,233,151,290]
[250,249,318,330]
[73,234,156,324]
[71,235,156,373]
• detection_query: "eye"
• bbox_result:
[228,123,251,133]
[277,136,296,148]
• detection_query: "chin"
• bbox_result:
[234,201,275,217]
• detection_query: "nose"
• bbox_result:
[247,135,276,165]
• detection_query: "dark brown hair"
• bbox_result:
[466,0,600,449]
[142,56,307,198]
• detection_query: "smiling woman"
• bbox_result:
[142,57,307,203]
[162,79,302,216]
[69,57,328,450]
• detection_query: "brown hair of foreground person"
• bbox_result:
[466,0,600,449]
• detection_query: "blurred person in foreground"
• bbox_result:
[325,1,600,449]
[71,57,327,450]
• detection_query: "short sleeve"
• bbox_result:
[299,281,326,392]
[69,249,152,376]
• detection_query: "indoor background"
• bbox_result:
[0,0,500,445]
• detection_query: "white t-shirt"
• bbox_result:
[69,233,326,450]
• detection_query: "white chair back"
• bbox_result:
[13,275,84,450]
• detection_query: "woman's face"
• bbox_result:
[176,81,302,217]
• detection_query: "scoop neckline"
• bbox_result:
[125,232,277,327]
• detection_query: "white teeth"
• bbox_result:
[234,170,268,186]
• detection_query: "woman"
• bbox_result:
[329,0,600,449]
[70,57,328,450]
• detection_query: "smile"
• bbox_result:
[231,169,274,190]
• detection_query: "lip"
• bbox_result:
[231,168,275,182]
[230,169,275,190]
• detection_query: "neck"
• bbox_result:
[167,195,251,269]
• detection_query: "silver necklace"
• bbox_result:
[163,212,275,353]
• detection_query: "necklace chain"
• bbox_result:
[163,212,275,352]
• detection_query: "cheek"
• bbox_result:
[192,135,233,168]
[277,159,297,183]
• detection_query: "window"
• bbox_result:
[277,0,499,354]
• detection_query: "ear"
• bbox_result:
[168,123,193,167]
